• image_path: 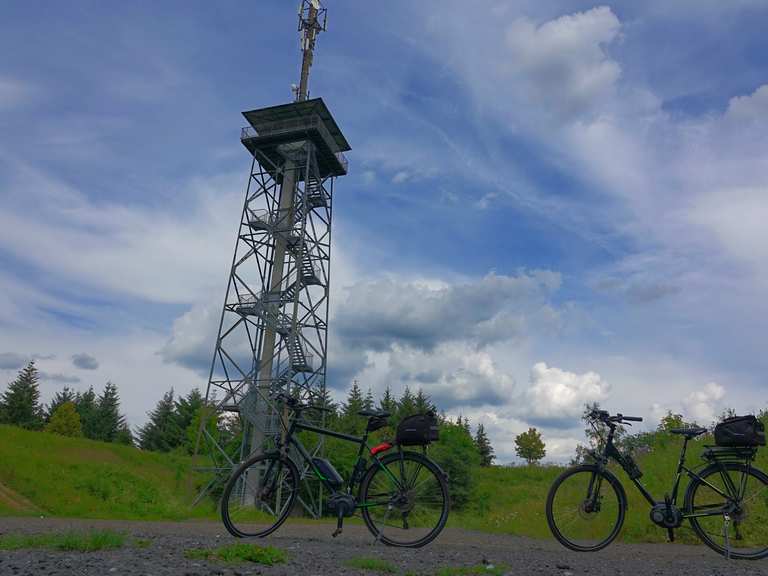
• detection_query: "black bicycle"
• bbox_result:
[546,409,768,559]
[220,393,449,548]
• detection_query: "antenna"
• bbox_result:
[296,0,327,101]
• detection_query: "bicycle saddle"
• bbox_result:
[358,409,390,418]
[669,427,707,438]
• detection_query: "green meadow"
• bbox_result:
[2,423,767,545]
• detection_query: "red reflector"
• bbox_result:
[370,442,393,456]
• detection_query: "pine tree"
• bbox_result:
[173,389,204,453]
[341,381,365,434]
[94,382,124,442]
[46,387,76,423]
[378,386,397,415]
[397,386,416,420]
[0,362,43,430]
[363,388,374,411]
[114,421,134,445]
[414,388,434,413]
[45,402,82,437]
[515,427,546,465]
[75,387,99,440]
[474,423,495,467]
[137,390,180,452]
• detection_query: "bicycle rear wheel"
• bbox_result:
[685,462,768,559]
[546,464,626,552]
[360,451,449,548]
[221,453,299,538]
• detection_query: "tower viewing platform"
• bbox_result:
[241,97,350,179]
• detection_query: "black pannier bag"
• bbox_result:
[396,412,439,446]
[714,415,766,447]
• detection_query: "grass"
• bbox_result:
[435,565,509,576]
[184,542,287,565]
[2,424,767,547]
[0,424,217,520]
[0,530,126,552]
[345,557,398,573]
[452,431,768,544]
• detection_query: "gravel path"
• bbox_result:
[1,517,767,576]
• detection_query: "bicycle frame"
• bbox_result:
[276,410,402,498]
[597,424,747,520]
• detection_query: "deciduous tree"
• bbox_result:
[515,427,546,465]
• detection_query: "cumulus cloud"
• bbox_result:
[159,299,220,375]
[71,353,99,370]
[683,382,725,424]
[524,362,610,428]
[381,343,516,409]
[335,270,561,353]
[502,7,622,120]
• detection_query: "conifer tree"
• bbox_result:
[397,386,416,420]
[46,386,76,423]
[173,388,204,452]
[474,423,495,467]
[45,401,82,437]
[94,382,124,442]
[378,385,397,415]
[114,421,134,445]
[414,388,434,413]
[363,387,374,411]
[137,390,179,452]
[75,387,99,440]
[0,362,43,430]
[340,381,366,433]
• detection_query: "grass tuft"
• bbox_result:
[184,542,287,565]
[0,530,126,552]
[345,557,397,573]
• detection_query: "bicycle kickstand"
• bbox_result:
[723,514,731,560]
[332,510,344,538]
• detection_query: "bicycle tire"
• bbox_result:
[685,461,768,560]
[546,464,626,552]
[221,452,300,538]
[359,450,449,548]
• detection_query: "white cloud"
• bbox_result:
[525,362,610,426]
[0,157,242,305]
[683,382,725,424]
[502,7,622,120]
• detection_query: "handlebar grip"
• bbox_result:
[623,416,643,422]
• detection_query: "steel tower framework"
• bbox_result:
[198,98,349,515]
[196,1,347,516]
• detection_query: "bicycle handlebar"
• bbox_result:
[588,409,643,424]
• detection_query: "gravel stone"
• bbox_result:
[0,518,767,575]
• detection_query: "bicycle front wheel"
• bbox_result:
[221,452,299,538]
[360,450,449,548]
[685,462,768,560]
[546,464,626,552]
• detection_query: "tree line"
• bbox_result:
[0,364,498,471]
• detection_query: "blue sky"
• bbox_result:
[1,1,767,462]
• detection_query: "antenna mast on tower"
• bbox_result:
[295,0,327,102]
